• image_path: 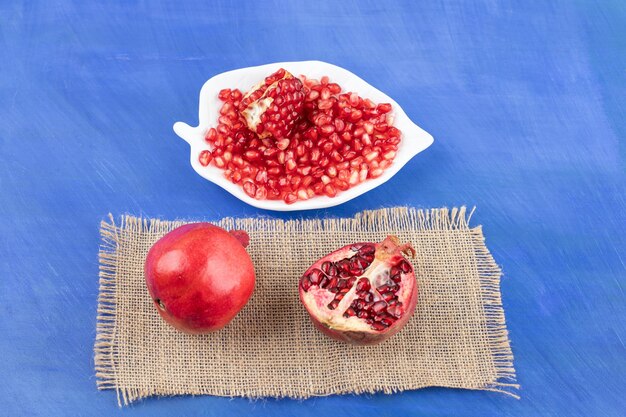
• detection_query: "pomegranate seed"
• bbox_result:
[374,123,388,132]
[301,175,314,187]
[371,322,388,331]
[310,148,321,162]
[267,166,281,176]
[285,158,297,172]
[205,128,217,143]
[301,276,312,291]
[359,168,368,182]
[323,184,337,197]
[321,175,331,184]
[334,179,349,191]
[218,115,233,127]
[217,124,229,135]
[255,169,268,184]
[330,133,342,147]
[290,175,302,188]
[337,161,350,171]
[307,90,319,101]
[218,88,231,101]
[330,151,343,163]
[344,151,357,160]
[379,160,392,169]
[376,103,392,113]
[321,141,334,154]
[231,155,244,168]
[343,308,356,318]
[364,151,379,162]
[400,260,412,273]
[380,317,395,327]
[320,75,330,85]
[371,301,387,314]
[308,269,324,285]
[387,126,401,137]
[198,150,212,166]
[283,193,297,204]
[277,138,290,150]
[348,170,359,185]
[356,278,371,291]
[318,99,333,110]
[327,83,341,94]
[242,181,256,198]
[244,150,261,161]
[383,150,396,160]
[320,124,335,136]
[296,143,306,157]
[349,92,360,106]
[255,185,267,200]
[382,292,395,302]
[213,156,225,168]
[297,166,312,176]
[350,109,362,121]
[370,168,384,178]
[334,118,345,132]
[297,189,309,200]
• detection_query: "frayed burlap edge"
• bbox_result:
[94,207,518,405]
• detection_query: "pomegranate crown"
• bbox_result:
[376,235,416,261]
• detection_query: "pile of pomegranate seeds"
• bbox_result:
[200,68,401,204]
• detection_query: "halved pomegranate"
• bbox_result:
[239,68,305,140]
[299,236,418,345]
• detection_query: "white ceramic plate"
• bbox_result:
[173,61,434,211]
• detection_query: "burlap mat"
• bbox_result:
[95,207,518,405]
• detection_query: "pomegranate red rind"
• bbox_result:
[299,236,418,345]
[144,223,255,334]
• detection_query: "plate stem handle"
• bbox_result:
[173,122,197,145]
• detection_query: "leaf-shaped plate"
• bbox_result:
[173,61,433,211]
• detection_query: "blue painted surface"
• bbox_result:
[1,0,624,415]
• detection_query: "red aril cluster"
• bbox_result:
[200,68,401,204]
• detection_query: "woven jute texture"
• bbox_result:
[95,207,518,405]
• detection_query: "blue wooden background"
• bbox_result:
[1,1,624,416]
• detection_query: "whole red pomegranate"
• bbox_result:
[299,236,417,345]
[144,223,255,334]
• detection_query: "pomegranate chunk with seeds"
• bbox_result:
[239,68,305,140]
[200,69,402,204]
[299,236,418,345]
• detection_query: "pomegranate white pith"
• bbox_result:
[299,236,418,345]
